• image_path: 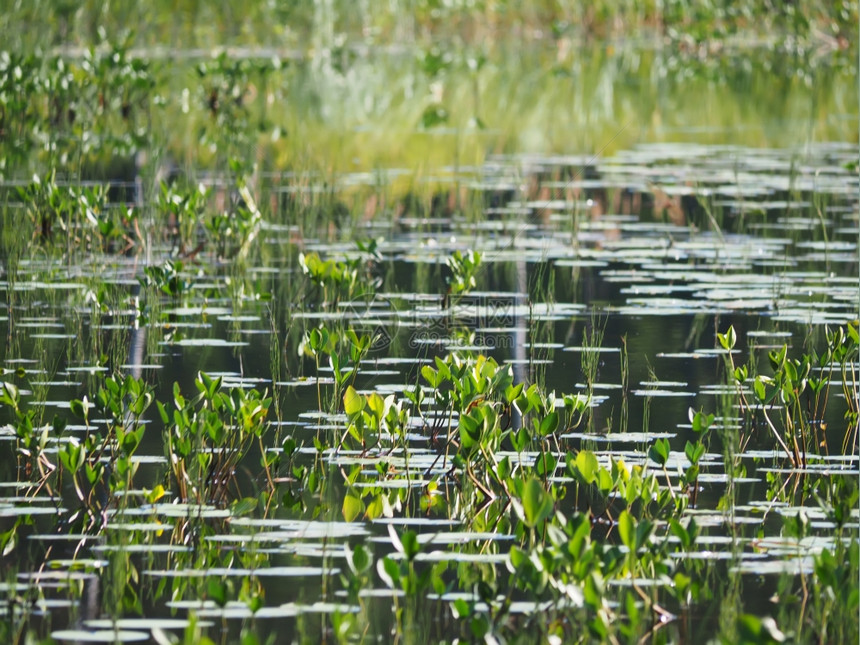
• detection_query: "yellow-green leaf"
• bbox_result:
[343,386,364,417]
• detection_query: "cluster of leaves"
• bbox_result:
[17,172,139,252]
[719,322,859,467]
[156,169,263,261]
[0,369,272,552]
[444,249,482,302]
[158,372,272,505]
[194,52,275,157]
[300,238,382,307]
[0,36,154,164]
[329,344,721,641]
[1,374,153,542]
[324,312,858,642]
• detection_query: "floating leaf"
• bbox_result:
[51,630,149,643]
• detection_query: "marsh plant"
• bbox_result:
[158,372,272,505]
[299,239,383,308]
[719,322,859,466]
[0,372,153,542]
[444,249,482,307]
[333,342,703,641]
[16,174,138,254]
[0,6,857,643]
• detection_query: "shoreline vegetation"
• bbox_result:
[3,1,857,51]
[1,3,857,194]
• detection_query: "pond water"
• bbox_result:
[0,36,858,645]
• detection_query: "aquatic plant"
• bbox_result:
[0,8,856,640]
[156,181,209,257]
[719,322,859,467]
[15,174,133,254]
[299,241,382,308]
[140,259,192,299]
[2,380,54,496]
[0,371,155,541]
[203,178,262,262]
[69,373,154,521]
[683,408,714,507]
[444,249,482,305]
[158,372,272,505]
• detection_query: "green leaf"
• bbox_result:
[378,557,400,588]
[207,578,228,607]
[156,400,169,424]
[768,346,787,371]
[505,383,524,404]
[685,440,705,465]
[349,543,370,575]
[526,385,543,413]
[366,392,384,419]
[538,411,559,436]
[572,450,598,484]
[583,573,603,609]
[343,386,364,417]
[69,398,87,420]
[690,409,714,434]
[0,524,18,557]
[496,456,511,481]
[453,598,471,619]
[737,614,786,643]
[400,530,420,561]
[342,492,364,522]
[521,477,554,528]
[281,437,297,457]
[596,467,613,497]
[784,360,798,386]
[121,431,141,456]
[470,614,490,639]
[754,376,767,402]
[84,462,102,485]
[674,572,691,595]
[718,325,736,351]
[231,497,258,517]
[635,517,654,551]
[0,381,19,407]
[458,412,482,453]
[534,452,558,478]
[511,426,529,452]
[434,356,451,381]
[508,545,527,571]
[421,365,438,388]
[617,510,635,551]
[648,438,669,466]
[669,519,692,549]
[512,392,529,416]
[365,494,384,520]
